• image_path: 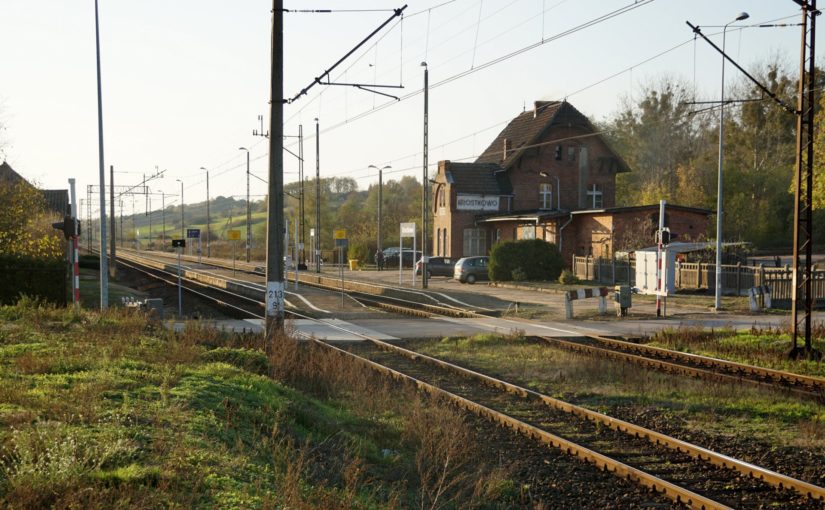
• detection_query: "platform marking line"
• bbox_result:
[286,291,330,313]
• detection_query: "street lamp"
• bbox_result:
[315,117,321,274]
[200,166,210,258]
[176,179,184,239]
[421,61,429,289]
[539,171,561,210]
[239,147,251,262]
[715,11,749,311]
[369,165,391,256]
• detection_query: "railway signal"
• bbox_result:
[52,216,81,240]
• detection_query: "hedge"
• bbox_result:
[0,254,66,306]
[488,239,563,282]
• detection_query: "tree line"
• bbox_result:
[604,59,825,250]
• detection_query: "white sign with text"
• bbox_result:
[456,194,499,211]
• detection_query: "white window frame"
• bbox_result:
[587,183,603,209]
[521,225,536,240]
[539,183,552,210]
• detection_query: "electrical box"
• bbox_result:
[614,285,632,317]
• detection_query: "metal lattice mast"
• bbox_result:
[790,0,819,358]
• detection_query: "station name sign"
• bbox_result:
[456,194,500,211]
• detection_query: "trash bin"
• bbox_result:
[348,259,360,271]
[614,285,631,317]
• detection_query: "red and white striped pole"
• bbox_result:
[72,235,80,309]
[69,178,80,310]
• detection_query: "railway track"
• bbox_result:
[116,248,825,402]
[335,338,825,509]
[115,248,491,317]
[536,335,825,401]
[109,250,825,507]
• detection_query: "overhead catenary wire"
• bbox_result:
[299,0,654,140]
[191,4,790,201]
[218,6,755,191]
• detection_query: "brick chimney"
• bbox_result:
[534,100,552,118]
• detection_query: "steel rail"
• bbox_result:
[108,251,825,505]
[585,333,825,394]
[537,336,825,402]
[121,248,483,312]
[110,255,272,316]
[119,249,482,318]
[121,249,824,401]
[314,339,730,510]
[356,336,825,504]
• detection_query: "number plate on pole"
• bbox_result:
[266,281,284,316]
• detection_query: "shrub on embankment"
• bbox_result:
[0,254,66,305]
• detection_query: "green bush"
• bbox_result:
[0,254,66,306]
[347,242,368,263]
[511,267,527,282]
[488,239,563,282]
[558,269,580,285]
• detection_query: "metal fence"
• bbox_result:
[572,256,825,304]
[572,257,634,286]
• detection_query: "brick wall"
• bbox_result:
[507,125,621,212]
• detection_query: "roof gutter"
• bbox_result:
[558,212,573,253]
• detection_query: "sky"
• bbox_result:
[0,0,817,218]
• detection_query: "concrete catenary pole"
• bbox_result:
[94,0,109,309]
[421,62,429,289]
[109,165,116,278]
[265,0,286,333]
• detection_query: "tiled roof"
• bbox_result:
[475,101,628,172]
[445,162,512,196]
[43,189,70,216]
[0,161,26,184]
[0,161,69,215]
[476,101,566,167]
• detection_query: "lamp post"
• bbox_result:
[200,166,210,258]
[176,179,184,239]
[421,61,429,289]
[714,11,749,311]
[239,147,251,262]
[369,165,391,257]
[315,117,321,274]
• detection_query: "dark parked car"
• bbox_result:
[415,257,455,277]
[454,256,489,284]
[385,249,422,268]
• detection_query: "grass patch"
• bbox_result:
[648,325,825,377]
[0,299,518,509]
[415,333,825,452]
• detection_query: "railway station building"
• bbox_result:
[430,100,711,264]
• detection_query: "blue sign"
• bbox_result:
[186,228,201,239]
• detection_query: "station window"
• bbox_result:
[463,228,486,256]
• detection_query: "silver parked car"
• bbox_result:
[453,256,489,284]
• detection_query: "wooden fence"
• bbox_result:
[572,256,825,305]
